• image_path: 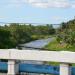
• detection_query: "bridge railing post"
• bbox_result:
[60,63,71,75]
[7,60,19,75]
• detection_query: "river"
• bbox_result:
[20,38,54,50]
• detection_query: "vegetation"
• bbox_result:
[45,19,75,51]
[0,23,55,49]
[45,38,75,51]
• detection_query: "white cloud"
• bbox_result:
[51,16,69,22]
[52,16,61,21]
[25,0,70,8]
[2,0,75,8]
[0,16,6,19]
[4,0,24,8]
[71,1,75,8]
[31,3,49,8]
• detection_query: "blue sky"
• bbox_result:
[0,0,75,24]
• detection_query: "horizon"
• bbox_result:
[0,22,60,28]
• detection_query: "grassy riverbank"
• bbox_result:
[45,38,75,52]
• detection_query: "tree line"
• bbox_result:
[0,23,55,49]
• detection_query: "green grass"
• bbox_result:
[31,35,53,40]
[45,38,75,52]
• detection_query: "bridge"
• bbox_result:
[0,49,75,75]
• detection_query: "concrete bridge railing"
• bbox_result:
[0,49,75,75]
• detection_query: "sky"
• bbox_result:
[0,0,75,24]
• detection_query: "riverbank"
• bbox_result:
[44,38,75,52]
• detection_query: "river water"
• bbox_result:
[20,38,53,49]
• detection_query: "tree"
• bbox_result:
[0,28,12,48]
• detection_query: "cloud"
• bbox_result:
[52,16,70,22]
[1,0,75,8]
[52,16,61,21]
[9,0,22,7]
[24,0,75,9]
[71,1,75,8]
[1,0,24,8]
[25,0,70,8]
[0,16,6,19]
